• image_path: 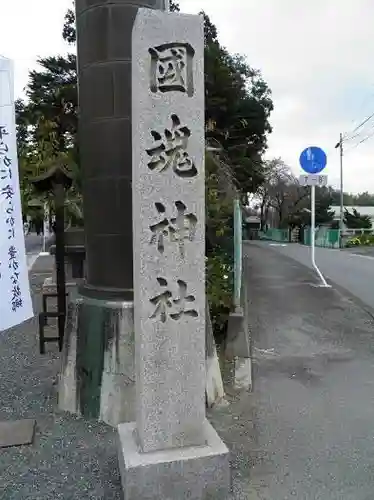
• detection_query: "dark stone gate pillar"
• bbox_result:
[58,0,165,425]
[76,0,164,300]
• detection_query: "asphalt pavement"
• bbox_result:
[237,242,374,499]
[254,240,374,312]
[24,233,43,255]
[24,233,46,270]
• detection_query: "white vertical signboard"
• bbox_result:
[0,56,33,331]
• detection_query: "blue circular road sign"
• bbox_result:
[299,146,327,174]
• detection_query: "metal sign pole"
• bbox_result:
[299,146,330,288]
[233,198,242,310]
[310,185,329,287]
[311,184,316,266]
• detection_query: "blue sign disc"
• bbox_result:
[299,146,327,174]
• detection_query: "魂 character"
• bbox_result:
[147,114,197,178]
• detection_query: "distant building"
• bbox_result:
[244,215,261,228]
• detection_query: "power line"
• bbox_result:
[345,127,374,153]
[343,85,374,140]
[343,111,374,143]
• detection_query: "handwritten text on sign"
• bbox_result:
[0,57,33,332]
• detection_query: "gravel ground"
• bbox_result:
[0,256,258,500]
[0,256,123,500]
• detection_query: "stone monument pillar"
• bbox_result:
[58,0,164,426]
[117,9,230,499]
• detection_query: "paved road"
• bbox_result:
[252,241,374,311]
[24,233,43,270]
[25,232,43,254]
[240,243,374,499]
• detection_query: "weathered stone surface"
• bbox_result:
[58,293,135,426]
[0,419,35,448]
[42,276,77,295]
[132,8,206,453]
[118,420,230,500]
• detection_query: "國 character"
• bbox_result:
[149,42,195,97]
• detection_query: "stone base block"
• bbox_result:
[226,308,250,360]
[118,419,230,500]
[58,292,135,427]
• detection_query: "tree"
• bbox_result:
[289,186,334,228]
[328,189,374,207]
[314,187,335,225]
[256,159,335,229]
[351,192,374,206]
[18,4,273,195]
[256,159,307,228]
[170,0,180,11]
[344,208,372,229]
[203,13,273,195]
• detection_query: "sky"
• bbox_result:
[1,0,374,193]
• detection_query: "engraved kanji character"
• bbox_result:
[149,201,197,257]
[170,280,198,320]
[149,203,169,254]
[149,277,172,323]
[149,278,198,322]
[146,114,197,178]
[169,201,197,258]
[150,42,194,97]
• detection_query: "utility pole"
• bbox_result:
[335,133,344,232]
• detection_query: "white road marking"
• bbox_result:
[348,253,374,261]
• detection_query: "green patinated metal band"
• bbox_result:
[76,299,107,419]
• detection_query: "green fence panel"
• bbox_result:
[303,228,340,248]
[260,229,289,242]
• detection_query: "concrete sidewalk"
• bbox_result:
[227,242,374,499]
